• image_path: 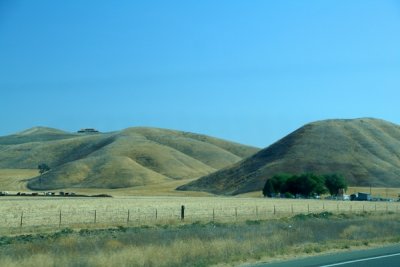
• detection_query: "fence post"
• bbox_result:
[20,211,23,228]
[235,207,238,221]
[127,210,130,225]
[181,205,185,221]
[274,205,276,215]
[59,210,62,228]
[94,210,97,224]
[155,208,158,220]
[213,208,215,223]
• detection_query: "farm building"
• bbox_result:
[77,128,99,133]
[350,192,371,201]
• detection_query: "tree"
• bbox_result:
[263,174,291,197]
[38,163,50,175]
[324,174,347,196]
[262,179,275,197]
[286,173,327,197]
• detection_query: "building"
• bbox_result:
[350,192,371,201]
[77,128,99,133]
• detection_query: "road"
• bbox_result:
[248,243,400,267]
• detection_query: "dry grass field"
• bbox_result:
[1,212,400,267]
[1,195,399,235]
[0,168,399,235]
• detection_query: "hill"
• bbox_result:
[0,127,258,190]
[178,118,400,195]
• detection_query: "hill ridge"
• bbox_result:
[0,126,259,190]
[178,118,400,195]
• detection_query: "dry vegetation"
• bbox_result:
[0,127,258,190]
[0,212,400,267]
[0,195,399,236]
[181,118,400,194]
[1,169,400,266]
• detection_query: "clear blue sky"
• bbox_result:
[1,0,400,147]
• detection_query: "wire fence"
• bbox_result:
[1,200,399,234]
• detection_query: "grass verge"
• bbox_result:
[0,212,399,267]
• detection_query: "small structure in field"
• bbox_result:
[77,128,99,134]
[350,192,371,201]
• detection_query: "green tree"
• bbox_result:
[324,174,347,196]
[262,179,275,197]
[38,163,50,175]
[263,173,327,198]
[286,174,326,197]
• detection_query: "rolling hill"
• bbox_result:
[0,127,259,190]
[178,118,400,195]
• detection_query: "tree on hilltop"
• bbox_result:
[324,174,347,196]
[38,163,50,175]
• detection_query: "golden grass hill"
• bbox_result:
[0,127,259,190]
[178,118,400,195]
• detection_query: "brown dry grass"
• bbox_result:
[0,212,400,267]
[2,169,399,199]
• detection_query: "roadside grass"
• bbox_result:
[0,212,400,267]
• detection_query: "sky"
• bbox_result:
[1,0,400,148]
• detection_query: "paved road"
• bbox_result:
[248,243,400,267]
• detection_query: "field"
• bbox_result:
[0,168,400,234]
[1,195,399,235]
[1,212,400,267]
[1,169,400,266]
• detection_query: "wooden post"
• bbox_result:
[20,211,23,228]
[59,210,62,228]
[212,208,215,223]
[235,207,238,221]
[127,210,130,225]
[181,205,185,221]
[155,208,158,220]
[94,210,97,224]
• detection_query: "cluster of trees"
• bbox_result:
[262,173,347,198]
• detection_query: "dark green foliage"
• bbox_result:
[263,173,347,197]
[325,174,348,196]
[262,174,291,197]
[288,173,327,196]
[262,179,275,197]
[38,163,50,175]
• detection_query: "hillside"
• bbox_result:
[178,118,400,195]
[0,127,259,190]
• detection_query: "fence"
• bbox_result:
[1,200,399,233]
